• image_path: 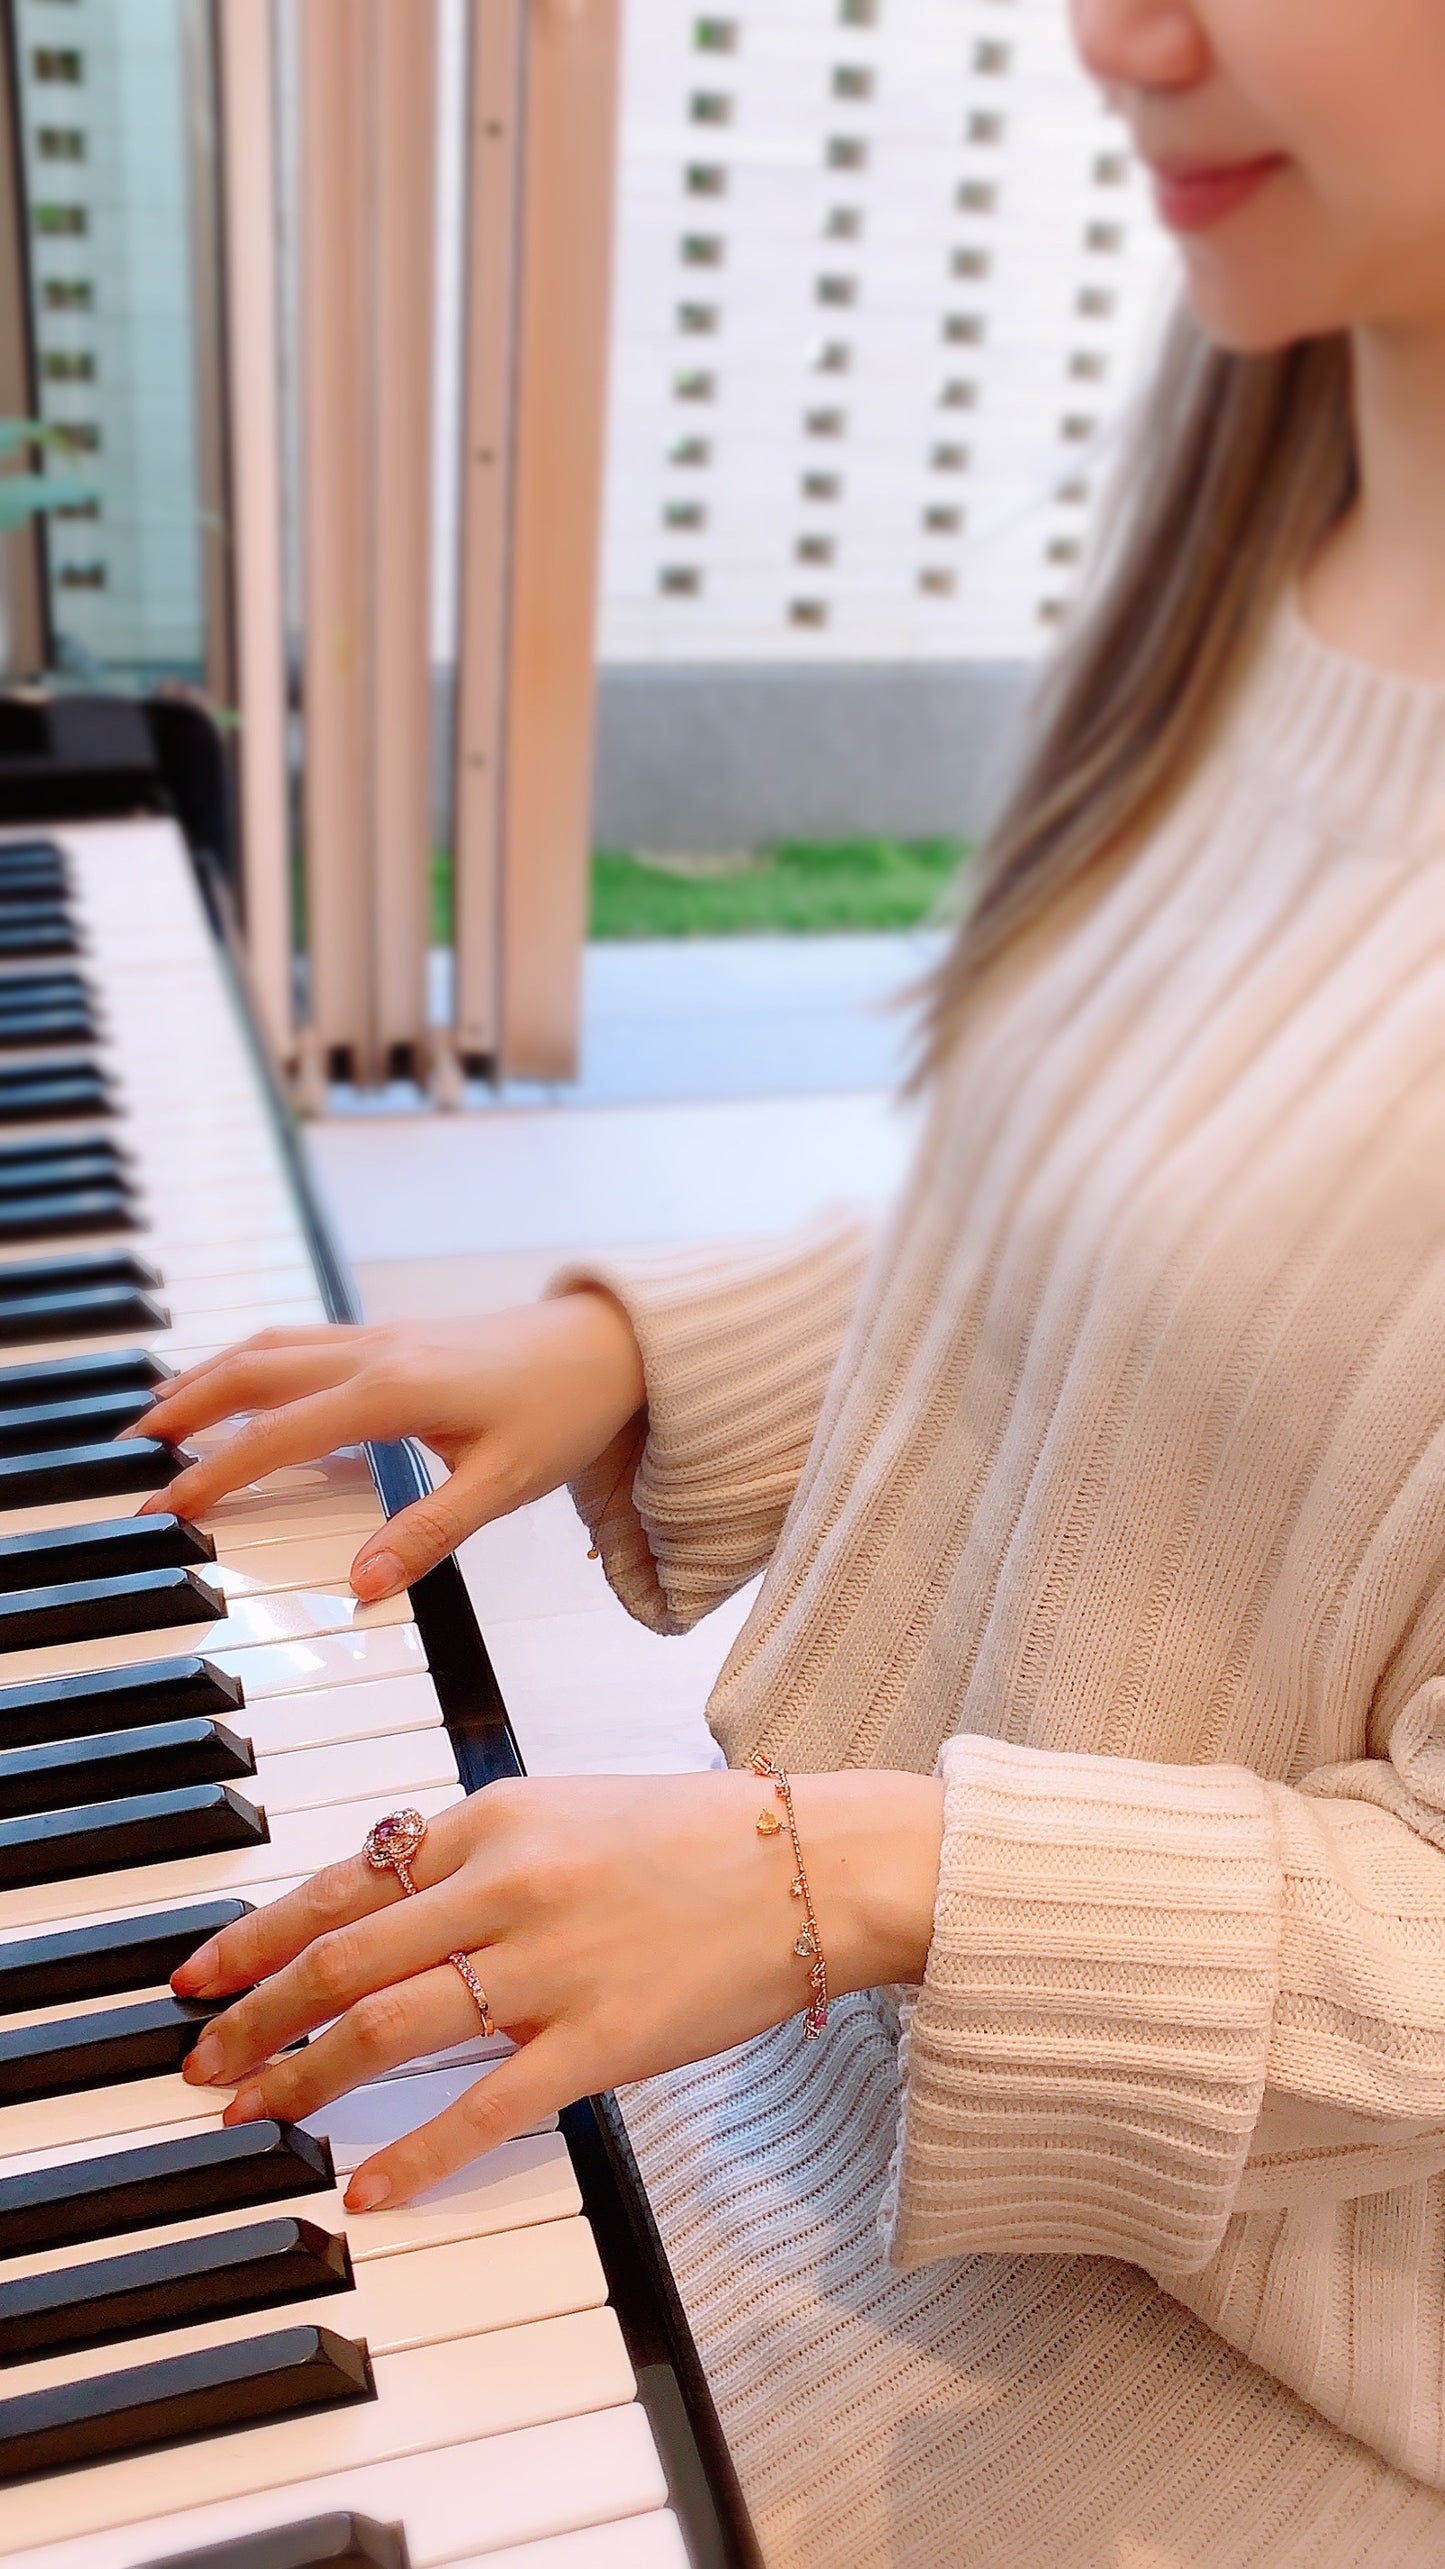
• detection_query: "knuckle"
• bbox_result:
[304,1929,358,2014]
[301,1862,359,1933]
[350,1987,410,2059]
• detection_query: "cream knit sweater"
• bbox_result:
[567,601,1445,2568]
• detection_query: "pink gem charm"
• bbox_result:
[363,1807,428,1885]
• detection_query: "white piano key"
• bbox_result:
[0,2131,582,2277]
[300,2062,530,2172]
[0,2307,637,2551]
[236,1671,445,1757]
[208,1534,372,1600]
[0,1780,461,1934]
[0,2401,669,2569]
[8,1586,411,1686]
[455,2516,690,2569]
[208,1624,431,1698]
[0,2217,609,2401]
[255,1724,458,1816]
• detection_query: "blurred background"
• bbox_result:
[0,0,1177,1764]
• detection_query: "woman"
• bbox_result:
[141,0,1445,2558]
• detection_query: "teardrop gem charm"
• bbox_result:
[793,1926,818,1959]
[756,1810,783,1837]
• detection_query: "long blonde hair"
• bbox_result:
[918,307,1358,1073]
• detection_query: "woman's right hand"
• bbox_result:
[126,1289,647,1599]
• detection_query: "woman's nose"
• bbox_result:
[1069,0,1210,92]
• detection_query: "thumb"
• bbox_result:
[350,1455,512,1598]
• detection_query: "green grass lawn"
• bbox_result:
[590,836,970,938]
[431,836,971,944]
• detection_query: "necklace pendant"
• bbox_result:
[793,1926,818,1959]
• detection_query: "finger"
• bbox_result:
[349,1453,523,1599]
[127,1346,360,1444]
[344,2031,578,2212]
[220,1957,489,2129]
[172,1804,474,1996]
[137,1383,386,1520]
[145,1327,363,1408]
[183,1878,490,2083]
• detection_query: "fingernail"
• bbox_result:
[346,2168,391,2212]
[353,1548,405,1601]
[185,2031,223,2083]
[225,2084,266,2124]
[174,1939,220,1994]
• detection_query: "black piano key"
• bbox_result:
[0,1563,224,1653]
[0,969,88,1006]
[0,920,76,958]
[139,2512,409,2569]
[0,1345,167,1401]
[0,838,65,880]
[0,2218,351,2365]
[0,1065,108,1120]
[0,2118,333,2258]
[0,1384,156,1453]
[0,1010,94,1051]
[0,1654,243,1749]
[0,1249,161,1299]
[0,1896,252,2010]
[0,871,66,905]
[0,1511,215,1587]
[0,1715,253,1818]
[0,1780,267,1891]
[0,1152,123,1201]
[0,1186,132,1241]
[0,1434,182,1502]
[0,1001,91,1043]
[0,1990,232,2106]
[0,2323,372,2484]
[0,1284,167,1344]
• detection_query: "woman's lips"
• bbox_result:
[1150,156,1287,233]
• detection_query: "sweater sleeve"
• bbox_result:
[550,1213,872,1636]
[882,1700,1445,2282]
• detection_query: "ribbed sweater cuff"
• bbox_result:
[884,1735,1281,2280]
[553,1216,871,1635]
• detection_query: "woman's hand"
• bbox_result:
[126,1291,646,1597]
[173,1768,945,2211]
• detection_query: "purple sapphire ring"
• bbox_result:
[361,1807,495,2037]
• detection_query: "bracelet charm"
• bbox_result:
[751,1751,830,2036]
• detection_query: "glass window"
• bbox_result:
[694,17,738,49]
[800,471,841,501]
[789,597,829,624]
[833,67,874,100]
[659,567,703,595]
[32,44,83,78]
[690,92,732,125]
[681,234,725,265]
[685,164,728,196]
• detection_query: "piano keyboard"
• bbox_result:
[0,825,752,2569]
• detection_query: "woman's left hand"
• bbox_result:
[174,1767,944,2212]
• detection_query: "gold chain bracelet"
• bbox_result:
[751,1751,830,2037]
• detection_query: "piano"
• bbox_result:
[0,820,756,2569]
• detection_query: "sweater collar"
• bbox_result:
[1230,592,1445,854]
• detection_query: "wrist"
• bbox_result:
[797,1770,945,1994]
[551,1282,647,1434]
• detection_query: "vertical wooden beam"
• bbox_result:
[299,0,370,1085]
[299,0,435,1092]
[498,0,621,1081]
[370,0,436,1074]
[214,0,292,1063]
[0,0,48,680]
[449,0,523,1077]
